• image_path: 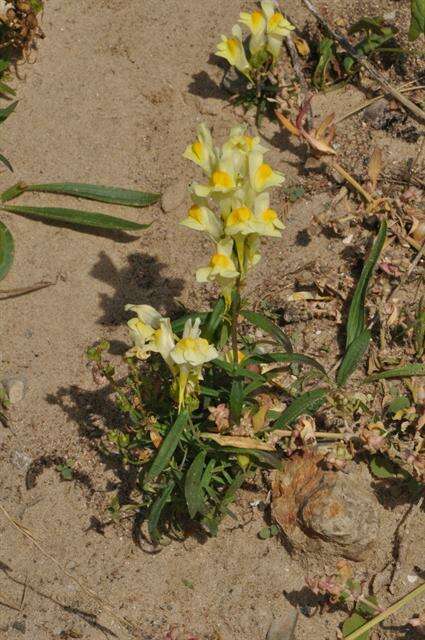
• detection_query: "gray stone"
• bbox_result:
[161,178,188,213]
[2,376,26,404]
[10,450,33,473]
[267,608,299,640]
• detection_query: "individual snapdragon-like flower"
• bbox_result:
[253,192,285,237]
[125,304,175,369]
[216,24,251,78]
[183,123,216,176]
[239,8,267,55]
[170,318,219,408]
[196,238,240,305]
[249,150,285,192]
[261,0,294,59]
[181,201,223,240]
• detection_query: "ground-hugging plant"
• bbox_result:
[216,1,294,121]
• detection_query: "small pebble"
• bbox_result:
[2,376,26,404]
[383,10,396,21]
[10,450,33,473]
[161,178,188,213]
[407,574,418,584]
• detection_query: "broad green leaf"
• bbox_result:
[364,363,425,382]
[21,182,160,208]
[370,454,399,479]
[2,205,150,231]
[0,101,18,124]
[337,329,371,387]
[185,451,206,518]
[0,221,14,281]
[342,612,369,640]
[241,310,292,352]
[248,352,326,375]
[148,480,175,542]
[346,220,387,347]
[145,411,189,481]
[0,153,13,172]
[271,388,327,430]
[204,297,226,342]
[409,0,425,40]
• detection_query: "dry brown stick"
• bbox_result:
[285,33,313,129]
[0,504,140,638]
[301,0,425,124]
[336,85,425,124]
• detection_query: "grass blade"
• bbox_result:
[184,451,206,518]
[271,388,327,430]
[241,310,293,352]
[364,363,425,382]
[0,221,14,281]
[346,220,387,347]
[22,183,160,208]
[0,101,18,124]
[145,411,189,481]
[148,480,175,543]
[337,329,371,387]
[2,205,150,231]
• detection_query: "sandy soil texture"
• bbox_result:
[1,1,424,639]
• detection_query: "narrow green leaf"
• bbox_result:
[0,101,18,124]
[346,220,387,347]
[409,0,425,40]
[148,480,175,542]
[364,363,425,382]
[337,329,371,387]
[213,358,265,382]
[2,205,150,231]
[0,153,13,172]
[229,379,244,422]
[1,183,25,202]
[370,455,400,479]
[145,411,189,481]
[0,221,14,281]
[387,396,410,414]
[24,182,160,208]
[248,352,326,375]
[342,612,370,640]
[271,388,327,430]
[204,297,226,342]
[241,310,293,352]
[0,82,16,97]
[185,451,206,518]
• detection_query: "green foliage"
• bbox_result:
[0,220,14,280]
[313,18,401,90]
[409,0,425,40]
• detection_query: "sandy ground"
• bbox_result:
[0,1,424,639]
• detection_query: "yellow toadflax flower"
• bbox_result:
[183,123,216,176]
[196,238,240,306]
[193,157,238,199]
[249,150,285,192]
[261,0,294,59]
[181,202,223,240]
[170,318,219,408]
[216,24,251,78]
[253,192,285,237]
[125,304,175,370]
[239,8,267,54]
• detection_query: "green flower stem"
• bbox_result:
[344,581,425,640]
[231,280,241,368]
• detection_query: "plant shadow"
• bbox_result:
[90,251,185,328]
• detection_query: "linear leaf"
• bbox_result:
[271,388,327,430]
[0,101,18,124]
[215,446,283,470]
[0,221,14,281]
[409,0,425,40]
[1,183,25,202]
[346,220,387,347]
[0,82,16,96]
[0,153,13,172]
[148,480,175,542]
[184,451,206,518]
[229,379,244,423]
[2,205,150,231]
[204,297,226,342]
[364,363,425,382]
[241,310,292,352]
[212,358,265,383]
[248,352,326,375]
[22,182,160,208]
[337,329,371,387]
[145,411,189,481]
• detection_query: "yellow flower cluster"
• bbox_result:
[182,123,285,305]
[216,0,294,76]
[125,304,218,408]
